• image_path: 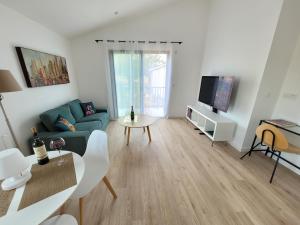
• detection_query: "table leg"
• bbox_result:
[127,127,131,145]
[79,197,83,225]
[59,203,64,215]
[124,126,127,135]
[146,126,152,142]
[103,176,117,199]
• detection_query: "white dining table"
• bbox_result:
[0,151,85,225]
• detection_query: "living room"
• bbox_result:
[0,0,300,224]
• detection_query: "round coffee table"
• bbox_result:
[118,114,158,145]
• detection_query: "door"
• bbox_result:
[111,50,170,117]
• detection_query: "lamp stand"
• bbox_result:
[0,94,20,148]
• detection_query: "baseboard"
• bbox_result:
[226,141,244,152]
[167,116,185,119]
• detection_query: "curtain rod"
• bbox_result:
[95,39,183,45]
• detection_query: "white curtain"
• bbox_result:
[102,41,174,119]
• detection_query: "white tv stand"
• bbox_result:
[186,105,236,145]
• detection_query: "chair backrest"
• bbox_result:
[72,130,109,198]
[256,124,288,151]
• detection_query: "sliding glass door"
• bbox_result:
[143,53,168,117]
[112,51,142,117]
[111,50,170,117]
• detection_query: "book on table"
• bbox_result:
[266,119,297,128]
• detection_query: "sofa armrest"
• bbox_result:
[36,131,90,156]
[96,108,108,113]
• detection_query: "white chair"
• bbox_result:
[71,130,117,225]
[40,214,77,225]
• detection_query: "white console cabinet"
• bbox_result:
[186,105,236,144]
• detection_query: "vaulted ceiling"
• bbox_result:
[0,0,178,37]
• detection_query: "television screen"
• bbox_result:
[213,76,234,112]
[198,76,219,106]
[198,76,234,112]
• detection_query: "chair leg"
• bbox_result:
[265,147,269,156]
[242,134,258,159]
[270,152,281,183]
[248,149,253,156]
[79,197,83,225]
[240,150,252,159]
[270,150,275,159]
[146,126,152,142]
[103,176,117,199]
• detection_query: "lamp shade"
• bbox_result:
[0,70,22,93]
[0,148,30,179]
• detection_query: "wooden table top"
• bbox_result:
[118,114,158,128]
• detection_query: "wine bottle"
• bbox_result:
[31,127,49,165]
[130,106,135,121]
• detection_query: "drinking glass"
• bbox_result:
[49,137,66,166]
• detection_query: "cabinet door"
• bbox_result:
[213,123,235,141]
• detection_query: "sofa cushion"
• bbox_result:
[40,105,76,131]
[35,130,90,156]
[77,112,108,123]
[55,115,76,132]
[80,102,96,116]
[74,121,101,133]
[68,99,84,121]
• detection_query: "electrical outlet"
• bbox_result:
[282,93,298,99]
[265,92,271,98]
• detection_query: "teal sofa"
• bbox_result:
[34,99,109,156]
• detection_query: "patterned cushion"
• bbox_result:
[80,102,96,116]
[55,115,76,132]
[40,105,76,131]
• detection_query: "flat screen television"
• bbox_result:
[198,76,234,112]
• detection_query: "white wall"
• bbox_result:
[200,0,283,150]
[272,36,300,174]
[273,37,300,123]
[71,0,209,117]
[0,4,78,155]
[242,0,300,149]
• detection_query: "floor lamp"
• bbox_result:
[0,70,22,148]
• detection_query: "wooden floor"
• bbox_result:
[64,119,300,225]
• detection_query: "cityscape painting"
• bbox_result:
[16,47,70,87]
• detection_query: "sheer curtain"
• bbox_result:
[102,41,173,119]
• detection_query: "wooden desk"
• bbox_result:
[261,120,300,136]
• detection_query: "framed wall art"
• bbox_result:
[16,47,70,87]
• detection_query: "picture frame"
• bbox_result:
[16,47,70,88]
